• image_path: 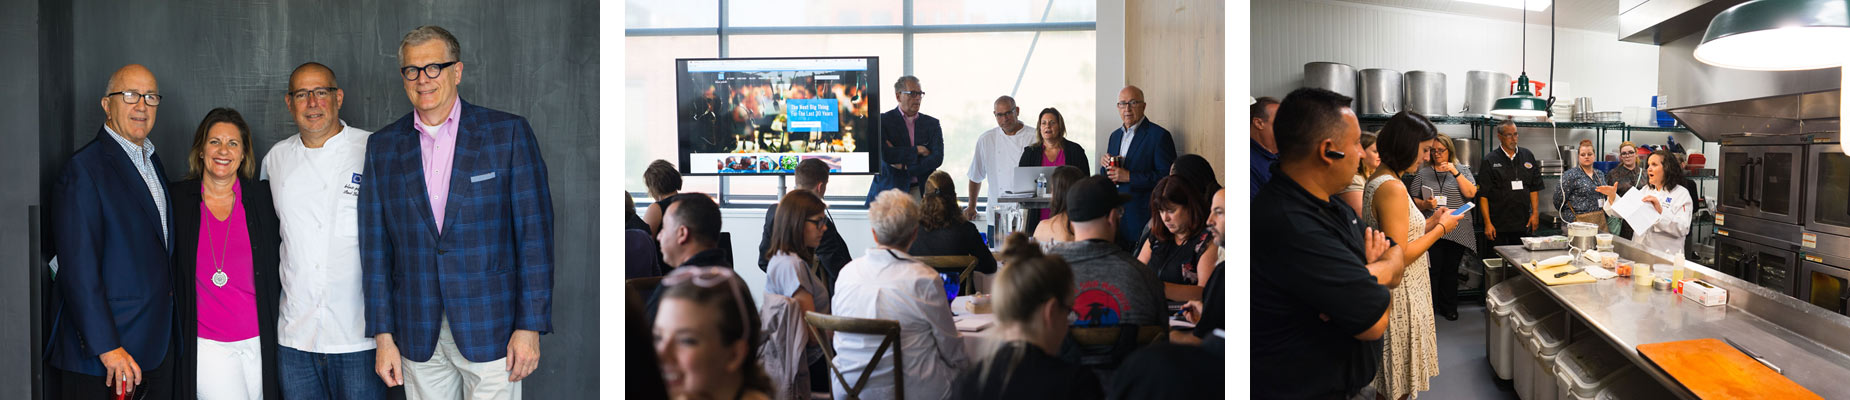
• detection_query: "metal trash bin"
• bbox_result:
[1486,278,1540,380]
[1554,339,1638,400]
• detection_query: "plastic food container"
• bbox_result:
[1523,312,1573,400]
[1554,338,1638,400]
[1487,279,1542,380]
[1512,300,1566,395]
[1593,369,1675,399]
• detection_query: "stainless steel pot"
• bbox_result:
[1452,137,1481,170]
[1303,62,1357,105]
[1462,70,1512,117]
[1403,71,1448,116]
[1358,68,1402,115]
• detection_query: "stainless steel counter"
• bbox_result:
[1495,243,1850,399]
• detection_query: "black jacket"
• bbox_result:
[1017,138,1090,170]
[908,221,999,274]
[169,178,283,400]
[758,204,853,289]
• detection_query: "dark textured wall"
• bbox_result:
[24,0,600,397]
[2,0,44,398]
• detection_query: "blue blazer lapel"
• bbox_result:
[402,128,441,238]
[95,129,169,252]
[150,151,174,253]
[437,102,481,238]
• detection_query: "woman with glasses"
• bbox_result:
[909,172,1000,275]
[170,108,284,399]
[1556,140,1609,226]
[1361,111,1466,400]
[654,267,773,400]
[952,233,1103,400]
[763,189,832,395]
[1408,134,1479,321]
[1605,141,1644,237]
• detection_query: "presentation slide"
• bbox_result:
[675,57,881,175]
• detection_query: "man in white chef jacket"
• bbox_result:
[260,62,387,399]
[963,95,1037,228]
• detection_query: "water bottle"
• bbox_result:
[1036,173,1048,197]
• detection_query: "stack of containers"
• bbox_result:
[1553,338,1638,400]
[1486,279,1542,380]
[1593,369,1676,399]
[1523,312,1574,400]
[1511,297,1566,396]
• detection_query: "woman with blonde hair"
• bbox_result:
[951,233,1103,399]
[1409,133,1479,321]
[1339,131,1381,213]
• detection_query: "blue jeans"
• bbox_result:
[278,346,387,400]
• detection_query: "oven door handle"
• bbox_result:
[1737,157,1751,205]
[1748,157,1761,207]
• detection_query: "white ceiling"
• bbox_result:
[1328,0,1624,33]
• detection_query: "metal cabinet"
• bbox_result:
[1719,145,1806,225]
[1715,236,1800,296]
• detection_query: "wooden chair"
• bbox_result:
[803,311,905,400]
[914,255,978,295]
[625,276,663,298]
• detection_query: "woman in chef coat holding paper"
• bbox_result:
[1597,151,1693,256]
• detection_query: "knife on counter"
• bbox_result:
[1724,337,1783,375]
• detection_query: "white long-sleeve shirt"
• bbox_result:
[261,122,377,353]
[830,248,967,400]
[1604,185,1693,257]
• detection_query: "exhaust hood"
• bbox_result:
[1655,18,1842,142]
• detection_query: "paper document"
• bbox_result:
[1611,188,1661,233]
[953,314,996,332]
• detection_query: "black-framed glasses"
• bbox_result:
[899,90,926,96]
[288,87,340,102]
[105,91,162,106]
[401,61,459,81]
[1115,100,1145,108]
[805,217,828,228]
[1621,150,1637,156]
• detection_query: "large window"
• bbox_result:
[625,0,1096,207]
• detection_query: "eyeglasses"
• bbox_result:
[1115,100,1145,108]
[661,267,752,327]
[1498,131,1520,137]
[105,91,162,106]
[288,87,339,102]
[899,90,926,96]
[993,109,1016,117]
[1621,151,1637,156]
[401,61,460,81]
[805,217,828,228]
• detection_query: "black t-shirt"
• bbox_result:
[953,341,1104,400]
[1251,169,1391,399]
[1146,231,1212,285]
[909,222,1000,274]
[1477,147,1544,231]
[1193,262,1224,339]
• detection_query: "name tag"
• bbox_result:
[1511,181,1524,191]
[471,172,497,183]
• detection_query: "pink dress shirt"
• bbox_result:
[417,100,464,232]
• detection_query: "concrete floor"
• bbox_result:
[1416,303,1520,400]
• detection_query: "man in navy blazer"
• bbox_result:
[1102,85,1178,250]
[359,26,555,399]
[50,64,178,400]
[865,75,943,205]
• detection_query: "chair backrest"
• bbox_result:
[626,276,664,299]
[914,255,978,295]
[803,311,905,400]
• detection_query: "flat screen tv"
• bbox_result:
[675,57,880,175]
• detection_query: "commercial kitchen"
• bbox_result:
[1253,0,1850,398]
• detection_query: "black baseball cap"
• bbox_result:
[1066,176,1132,223]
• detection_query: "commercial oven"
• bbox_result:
[1719,144,1806,225]
[1799,251,1850,318]
[1714,235,1800,296]
[1805,143,1850,238]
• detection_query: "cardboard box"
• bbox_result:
[1682,279,1728,307]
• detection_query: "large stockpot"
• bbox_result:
[1462,70,1512,117]
[1452,137,1481,170]
[1357,68,1403,115]
[1403,70,1448,116]
[1303,62,1358,104]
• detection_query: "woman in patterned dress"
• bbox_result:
[1361,112,1466,400]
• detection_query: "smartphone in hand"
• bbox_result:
[1450,202,1476,216]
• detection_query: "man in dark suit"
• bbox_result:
[359,26,555,399]
[1101,85,1178,249]
[50,64,178,400]
[758,159,852,288]
[865,75,943,205]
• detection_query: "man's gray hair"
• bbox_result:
[1498,118,1517,133]
[868,190,921,246]
[995,95,1017,108]
[399,25,462,62]
[893,75,921,92]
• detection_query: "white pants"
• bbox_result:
[197,336,264,400]
[403,317,521,400]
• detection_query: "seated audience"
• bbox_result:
[649,193,726,320]
[831,190,966,400]
[763,189,834,394]
[909,171,998,274]
[642,159,683,234]
[654,266,773,400]
[759,159,853,286]
[1137,176,1219,301]
[627,194,666,279]
[1031,166,1087,244]
[1170,154,1222,197]
[952,233,1104,400]
[1049,176,1167,330]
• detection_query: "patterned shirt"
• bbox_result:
[1554,167,1607,217]
[105,125,169,246]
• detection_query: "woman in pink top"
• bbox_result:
[1018,108,1090,234]
[170,108,283,399]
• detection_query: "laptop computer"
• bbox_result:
[1002,166,1060,198]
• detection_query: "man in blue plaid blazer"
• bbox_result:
[359,25,554,399]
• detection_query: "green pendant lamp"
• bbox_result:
[1491,0,1556,118]
[1694,0,1850,154]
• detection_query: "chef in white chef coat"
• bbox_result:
[260,62,387,398]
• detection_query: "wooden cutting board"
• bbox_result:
[1636,338,1821,400]
[1528,262,1596,285]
